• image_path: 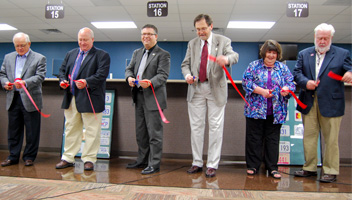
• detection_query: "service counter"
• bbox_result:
[0,79,350,163]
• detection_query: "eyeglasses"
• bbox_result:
[141,33,156,36]
[196,27,209,32]
[15,44,28,48]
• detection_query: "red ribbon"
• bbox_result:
[328,71,343,81]
[278,85,307,109]
[68,74,97,120]
[208,55,249,106]
[137,76,170,124]
[13,78,50,118]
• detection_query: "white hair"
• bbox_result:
[12,32,30,43]
[78,27,94,38]
[314,23,335,37]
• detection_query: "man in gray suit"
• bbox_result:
[0,32,46,167]
[181,14,239,177]
[125,24,170,175]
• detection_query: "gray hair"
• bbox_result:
[314,23,335,37]
[12,32,30,43]
[78,27,94,38]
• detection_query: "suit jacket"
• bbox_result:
[0,49,46,112]
[59,46,110,113]
[293,45,352,117]
[125,44,170,110]
[181,33,239,107]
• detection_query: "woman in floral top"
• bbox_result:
[242,40,295,179]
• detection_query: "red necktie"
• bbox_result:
[199,40,208,82]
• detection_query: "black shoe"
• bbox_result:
[320,174,337,183]
[141,166,160,175]
[187,165,203,174]
[126,162,148,169]
[1,159,18,167]
[294,169,317,177]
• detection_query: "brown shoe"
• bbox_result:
[205,168,216,178]
[187,165,203,174]
[56,160,74,169]
[294,169,317,177]
[1,159,18,167]
[320,174,337,183]
[84,162,94,171]
[24,160,33,166]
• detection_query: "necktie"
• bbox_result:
[137,50,149,86]
[199,40,208,82]
[71,51,85,95]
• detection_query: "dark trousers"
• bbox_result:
[134,90,163,169]
[7,92,41,162]
[245,116,282,172]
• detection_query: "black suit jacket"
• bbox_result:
[59,46,110,113]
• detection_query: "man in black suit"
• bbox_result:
[125,24,170,175]
[0,32,46,167]
[55,27,110,171]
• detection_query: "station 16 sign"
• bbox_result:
[147,1,168,17]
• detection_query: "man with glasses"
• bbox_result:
[0,32,46,167]
[181,14,239,177]
[125,24,170,175]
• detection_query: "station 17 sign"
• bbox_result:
[287,2,309,18]
[147,1,168,17]
[45,4,64,19]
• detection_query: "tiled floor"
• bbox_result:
[0,150,351,194]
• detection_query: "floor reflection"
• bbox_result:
[0,151,350,193]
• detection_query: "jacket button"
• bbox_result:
[312,95,314,98]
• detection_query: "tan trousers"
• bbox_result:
[302,94,342,175]
[61,97,103,164]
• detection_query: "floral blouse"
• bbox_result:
[242,59,295,124]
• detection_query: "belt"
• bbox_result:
[198,79,208,83]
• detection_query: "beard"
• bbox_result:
[315,41,331,54]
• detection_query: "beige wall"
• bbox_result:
[0,80,350,163]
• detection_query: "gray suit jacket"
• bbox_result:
[125,44,170,110]
[0,49,46,112]
[181,33,239,107]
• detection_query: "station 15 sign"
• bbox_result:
[147,1,168,17]
[45,4,64,19]
[287,2,309,18]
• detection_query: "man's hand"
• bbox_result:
[186,74,196,84]
[306,80,319,90]
[14,80,25,89]
[60,80,69,89]
[341,71,352,83]
[140,79,151,88]
[75,79,87,89]
[215,55,229,67]
[4,82,13,91]
[128,77,136,87]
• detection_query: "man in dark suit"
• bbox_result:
[55,27,110,171]
[0,32,46,167]
[125,24,170,175]
[181,14,238,178]
[293,23,352,183]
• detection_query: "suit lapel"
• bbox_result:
[318,47,334,79]
[8,53,17,81]
[77,47,96,75]
[308,49,316,80]
[210,34,219,71]
[21,51,34,78]
[193,39,201,75]
[134,48,145,75]
[145,45,158,70]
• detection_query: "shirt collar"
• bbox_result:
[201,32,213,45]
[17,49,30,58]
